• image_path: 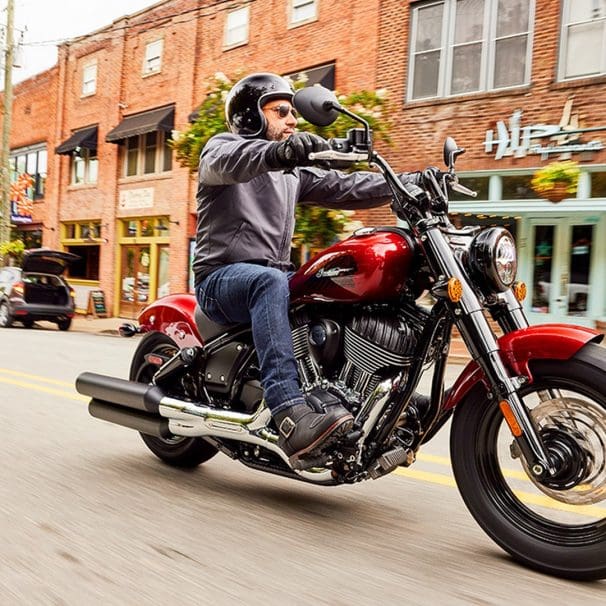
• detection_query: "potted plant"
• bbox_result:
[531,160,580,203]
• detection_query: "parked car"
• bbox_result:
[0,249,80,330]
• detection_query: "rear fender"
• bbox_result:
[444,323,603,411]
[137,294,203,348]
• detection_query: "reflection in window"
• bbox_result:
[449,176,490,201]
[502,174,540,200]
[590,171,606,197]
[531,225,554,313]
[568,225,593,317]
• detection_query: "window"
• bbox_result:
[143,39,163,75]
[121,131,172,177]
[590,171,606,197]
[10,145,47,200]
[225,6,249,47]
[559,0,606,80]
[291,0,317,25]
[82,62,97,96]
[62,222,103,281]
[65,245,100,281]
[286,62,336,90]
[72,148,98,185]
[501,174,540,199]
[409,0,533,100]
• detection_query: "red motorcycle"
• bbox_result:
[76,86,606,580]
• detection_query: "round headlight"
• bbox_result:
[468,227,518,292]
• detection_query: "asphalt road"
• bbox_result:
[0,326,604,604]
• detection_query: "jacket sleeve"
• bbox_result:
[198,133,275,186]
[296,167,397,210]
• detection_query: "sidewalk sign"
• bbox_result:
[87,290,108,318]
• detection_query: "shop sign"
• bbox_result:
[119,187,154,210]
[484,100,605,160]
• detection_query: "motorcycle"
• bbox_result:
[76,85,606,581]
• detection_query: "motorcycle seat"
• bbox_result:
[194,305,239,341]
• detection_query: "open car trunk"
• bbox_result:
[23,274,69,306]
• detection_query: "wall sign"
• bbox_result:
[484,99,605,160]
[119,188,154,210]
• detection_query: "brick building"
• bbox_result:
[2,0,606,327]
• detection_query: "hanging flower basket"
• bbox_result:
[531,161,580,204]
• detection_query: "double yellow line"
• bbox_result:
[1,366,604,518]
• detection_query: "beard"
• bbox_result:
[265,122,290,142]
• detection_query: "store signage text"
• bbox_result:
[119,188,154,210]
[484,105,605,161]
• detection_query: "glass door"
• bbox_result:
[119,245,151,318]
[527,219,595,325]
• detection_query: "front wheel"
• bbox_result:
[450,342,606,580]
[130,331,218,468]
[0,301,14,328]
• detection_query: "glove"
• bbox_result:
[265,133,330,169]
[398,171,422,186]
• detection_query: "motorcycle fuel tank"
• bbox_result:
[289,228,416,304]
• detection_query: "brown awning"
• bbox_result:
[55,125,98,155]
[105,105,175,143]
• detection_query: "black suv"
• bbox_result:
[0,249,80,331]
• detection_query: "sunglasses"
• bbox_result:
[266,104,298,119]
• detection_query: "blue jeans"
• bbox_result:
[195,263,305,415]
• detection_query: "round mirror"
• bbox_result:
[293,86,340,127]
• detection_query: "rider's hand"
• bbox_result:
[266,133,330,169]
[398,171,423,186]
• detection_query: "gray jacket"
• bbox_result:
[193,132,405,284]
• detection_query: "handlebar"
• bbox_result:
[308,150,369,162]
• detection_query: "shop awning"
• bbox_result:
[105,105,175,143]
[55,125,98,155]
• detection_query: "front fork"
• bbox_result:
[424,226,557,479]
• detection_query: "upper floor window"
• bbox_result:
[10,145,47,200]
[290,0,317,25]
[559,0,606,80]
[72,148,98,185]
[225,6,249,47]
[122,131,172,177]
[408,0,533,101]
[82,62,97,96]
[143,39,163,75]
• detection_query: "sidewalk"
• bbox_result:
[68,314,474,364]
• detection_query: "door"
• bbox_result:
[119,245,151,318]
[527,219,596,326]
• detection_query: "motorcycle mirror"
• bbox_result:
[443,137,465,168]
[293,86,341,127]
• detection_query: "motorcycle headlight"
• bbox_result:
[468,227,517,292]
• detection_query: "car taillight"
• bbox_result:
[13,281,24,296]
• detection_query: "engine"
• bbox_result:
[291,309,419,413]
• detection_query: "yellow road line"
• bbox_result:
[0,367,74,388]
[0,375,86,401]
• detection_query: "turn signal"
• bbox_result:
[499,400,522,437]
[447,277,463,303]
[513,281,527,302]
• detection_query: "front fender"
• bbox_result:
[444,323,603,411]
[137,294,203,348]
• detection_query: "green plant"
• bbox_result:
[531,160,580,196]
[0,239,25,265]
[172,73,393,256]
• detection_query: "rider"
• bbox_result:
[193,72,420,467]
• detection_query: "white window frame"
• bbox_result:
[82,62,97,96]
[143,39,163,75]
[9,144,47,200]
[408,0,534,101]
[121,131,172,178]
[290,0,317,26]
[225,5,250,47]
[71,148,98,185]
[558,0,606,81]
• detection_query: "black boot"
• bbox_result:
[275,402,354,463]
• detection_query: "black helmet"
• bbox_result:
[225,73,294,138]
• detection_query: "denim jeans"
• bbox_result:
[195,263,305,415]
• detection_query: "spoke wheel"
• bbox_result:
[450,343,606,580]
[130,332,217,468]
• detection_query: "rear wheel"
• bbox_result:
[0,301,14,328]
[130,331,217,468]
[57,318,72,331]
[450,343,606,580]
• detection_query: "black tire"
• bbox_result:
[0,301,14,328]
[22,319,35,329]
[450,342,606,580]
[57,318,72,331]
[130,331,218,468]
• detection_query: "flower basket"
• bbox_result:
[531,161,580,204]
[541,180,571,203]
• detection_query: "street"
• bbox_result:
[0,326,604,604]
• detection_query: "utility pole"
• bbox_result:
[0,0,15,261]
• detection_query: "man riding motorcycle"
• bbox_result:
[193,72,420,467]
